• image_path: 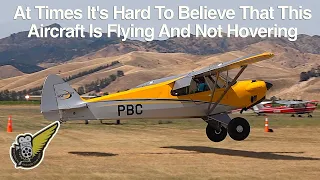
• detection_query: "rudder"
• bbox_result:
[41,74,87,121]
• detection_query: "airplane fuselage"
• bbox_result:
[53,79,269,121]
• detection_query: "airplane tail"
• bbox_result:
[41,74,87,121]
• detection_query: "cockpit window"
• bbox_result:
[171,86,189,96]
[171,72,234,96]
[218,72,236,87]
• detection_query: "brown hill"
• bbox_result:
[0,65,24,79]
[2,23,320,75]
[0,48,318,100]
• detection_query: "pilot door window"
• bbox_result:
[192,77,210,93]
[171,77,210,96]
[172,76,229,96]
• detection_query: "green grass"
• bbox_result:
[0,101,40,105]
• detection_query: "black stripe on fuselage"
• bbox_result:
[94,99,209,104]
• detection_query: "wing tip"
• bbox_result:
[262,52,275,58]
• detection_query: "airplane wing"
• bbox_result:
[260,101,272,105]
[136,75,184,88]
[172,52,274,90]
[275,100,309,105]
[138,52,274,90]
[190,52,274,78]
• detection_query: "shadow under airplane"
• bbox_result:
[161,146,320,161]
[68,151,118,157]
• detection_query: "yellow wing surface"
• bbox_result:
[191,52,274,78]
[32,122,59,157]
[135,52,274,88]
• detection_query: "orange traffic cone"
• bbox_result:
[264,117,269,132]
[7,115,13,133]
[265,117,274,133]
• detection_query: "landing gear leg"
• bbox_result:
[227,117,250,141]
[308,114,313,118]
[291,114,295,117]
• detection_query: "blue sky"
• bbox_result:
[1,0,319,39]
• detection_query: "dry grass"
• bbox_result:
[0,106,320,180]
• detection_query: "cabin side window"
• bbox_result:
[171,73,233,96]
[189,77,210,94]
[171,77,210,96]
[171,86,189,96]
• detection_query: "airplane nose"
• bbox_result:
[265,81,273,90]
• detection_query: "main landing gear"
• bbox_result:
[291,114,313,118]
[204,66,251,142]
[205,117,250,142]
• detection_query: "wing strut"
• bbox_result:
[207,72,219,115]
[206,65,247,116]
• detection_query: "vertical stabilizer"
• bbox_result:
[41,74,87,121]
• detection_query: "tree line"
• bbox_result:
[77,70,124,95]
[63,61,120,82]
[22,61,121,95]
[300,66,320,82]
[0,62,124,101]
[0,90,27,101]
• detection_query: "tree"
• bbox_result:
[300,72,310,82]
[77,87,85,95]
[308,69,316,78]
[117,70,124,77]
[10,91,18,101]
[17,91,24,100]
[3,90,10,101]
[110,74,117,81]
[95,86,101,93]
[270,96,278,102]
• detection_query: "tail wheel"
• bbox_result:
[228,117,250,141]
[206,124,227,142]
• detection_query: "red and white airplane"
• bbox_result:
[253,100,319,117]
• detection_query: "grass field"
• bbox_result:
[0,105,320,180]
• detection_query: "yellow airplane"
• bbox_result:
[41,52,274,142]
